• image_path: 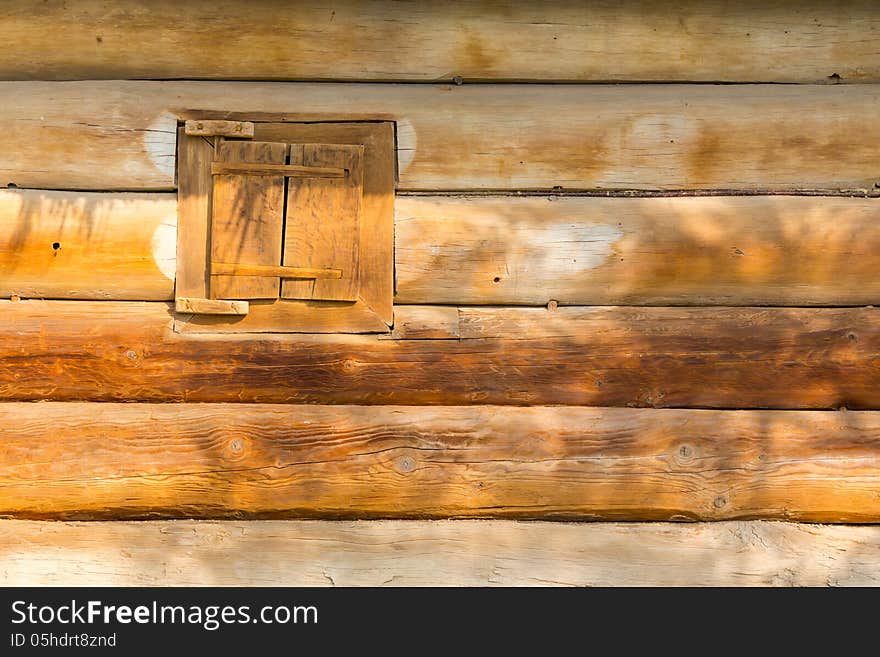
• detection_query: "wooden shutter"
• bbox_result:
[282,144,364,302]
[210,140,287,300]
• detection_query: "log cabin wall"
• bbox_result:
[1,0,879,586]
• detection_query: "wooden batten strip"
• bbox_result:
[1,403,879,522]
[2,82,879,191]
[1,300,879,408]
[1,1,877,83]
[2,519,878,586]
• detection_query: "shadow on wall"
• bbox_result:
[394,195,880,306]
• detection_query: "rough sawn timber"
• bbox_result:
[0,301,878,408]
[2,82,879,191]
[1,1,878,83]
[1,403,879,521]
[2,519,879,586]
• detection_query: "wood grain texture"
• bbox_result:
[2,519,878,586]
[1,403,879,521]
[175,130,213,300]
[3,81,880,191]
[283,144,363,301]
[1,301,879,408]
[1,0,878,83]
[10,192,880,307]
[176,122,394,332]
[0,189,176,300]
[395,195,880,305]
[210,140,287,299]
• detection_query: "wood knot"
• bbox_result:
[229,438,244,454]
[713,495,728,509]
[547,300,558,311]
[397,455,415,473]
[678,444,693,458]
[125,350,138,360]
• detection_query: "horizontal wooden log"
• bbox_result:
[2,301,879,408]
[0,189,175,299]
[395,195,880,305]
[2,403,880,521]
[3,82,880,191]
[9,192,880,305]
[2,519,879,586]
[2,1,878,84]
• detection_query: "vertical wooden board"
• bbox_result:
[210,140,287,299]
[175,130,212,300]
[282,144,363,301]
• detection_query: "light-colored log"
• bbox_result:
[0,189,175,300]
[1,519,878,586]
[1,301,879,408]
[1,1,877,83]
[2,402,879,521]
[396,195,880,305]
[7,192,880,306]
[2,82,879,191]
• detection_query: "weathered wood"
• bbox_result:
[210,140,287,299]
[211,162,346,178]
[10,192,880,306]
[211,263,341,279]
[387,306,461,340]
[283,144,363,301]
[2,1,878,83]
[1,301,879,408]
[176,122,395,332]
[3,82,879,191]
[185,119,254,138]
[175,129,213,301]
[1,403,879,521]
[395,195,880,305]
[175,297,248,315]
[1,519,878,587]
[0,189,175,300]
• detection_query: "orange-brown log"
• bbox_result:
[1,403,878,521]
[0,301,878,408]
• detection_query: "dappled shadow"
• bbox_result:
[395,194,880,306]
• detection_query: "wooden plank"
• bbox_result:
[0,189,175,300]
[175,297,248,315]
[185,119,253,138]
[3,82,880,191]
[210,140,287,299]
[283,144,363,301]
[395,195,880,305]
[1,1,878,83]
[1,403,879,521]
[175,129,212,300]
[2,519,879,586]
[2,301,880,408]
